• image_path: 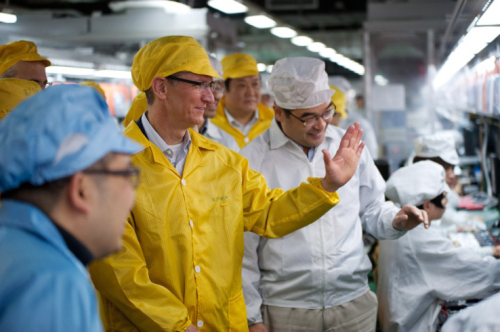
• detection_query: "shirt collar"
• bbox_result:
[204,119,223,139]
[141,111,191,155]
[224,108,259,129]
[54,223,94,266]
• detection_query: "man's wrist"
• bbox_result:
[321,178,338,193]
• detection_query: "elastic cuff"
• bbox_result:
[307,177,340,204]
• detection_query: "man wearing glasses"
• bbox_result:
[87,35,396,332]
[0,85,142,331]
[0,40,51,90]
[241,57,428,332]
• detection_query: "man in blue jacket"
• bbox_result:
[0,85,141,331]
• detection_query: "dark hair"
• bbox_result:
[224,78,232,92]
[145,87,154,105]
[413,156,452,169]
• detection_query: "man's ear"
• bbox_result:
[422,200,431,211]
[274,105,283,121]
[67,173,92,214]
[151,76,168,101]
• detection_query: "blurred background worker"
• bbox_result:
[441,291,500,332]
[409,132,487,238]
[328,84,347,127]
[377,160,500,332]
[0,85,141,332]
[211,53,274,148]
[0,78,41,120]
[242,57,428,332]
[0,40,51,90]
[198,55,239,151]
[89,36,365,332]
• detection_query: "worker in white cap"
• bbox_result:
[410,132,485,235]
[197,55,239,151]
[441,290,500,332]
[241,57,428,332]
[0,85,142,331]
[378,160,500,332]
[89,36,366,332]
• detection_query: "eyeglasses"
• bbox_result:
[166,76,216,92]
[84,167,141,189]
[283,105,336,127]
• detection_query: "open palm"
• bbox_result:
[321,122,365,192]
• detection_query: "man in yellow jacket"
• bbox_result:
[211,53,274,148]
[0,40,51,90]
[88,36,426,332]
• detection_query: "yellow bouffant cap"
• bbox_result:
[80,81,106,99]
[0,40,51,75]
[330,85,347,119]
[221,53,259,80]
[131,36,220,92]
[0,78,41,120]
[123,92,147,127]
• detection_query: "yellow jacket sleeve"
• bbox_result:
[240,157,340,237]
[89,216,192,332]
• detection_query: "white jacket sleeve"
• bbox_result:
[242,232,264,325]
[412,233,500,300]
[358,152,403,240]
[442,291,500,332]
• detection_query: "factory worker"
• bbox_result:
[328,84,347,127]
[88,36,366,332]
[0,40,51,90]
[211,53,274,148]
[241,57,428,332]
[0,85,142,332]
[410,132,485,236]
[378,160,500,332]
[197,55,239,151]
[441,291,500,332]
[0,78,41,120]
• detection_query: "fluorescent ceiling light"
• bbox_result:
[208,0,248,14]
[291,36,313,47]
[375,75,389,86]
[50,59,95,68]
[319,48,336,58]
[257,63,267,72]
[270,27,297,38]
[434,26,500,89]
[477,0,500,26]
[46,66,96,76]
[94,70,132,79]
[109,1,191,14]
[244,15,276,29]
[0,12,17,24]
[307,42,325,52]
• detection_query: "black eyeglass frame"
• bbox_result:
[166,76,216,92]
[281,102,337,127]
[84,167,141,189]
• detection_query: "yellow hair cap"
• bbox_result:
[0,40,51,75]
[221,53,259,80]
[131,36,220,92]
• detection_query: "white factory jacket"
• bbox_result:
[378,224,500,332]
[441,291,500,332]
[241,120,403,324]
